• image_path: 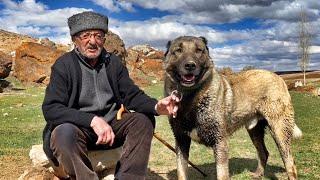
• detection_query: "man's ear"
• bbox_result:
[199,36,209,53]
[164,40,171,57]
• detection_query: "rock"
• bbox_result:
[0,29,69,57]
[0,29,37,55]
[29,145,50,167]
[0,50,12,79]
[294,80,303,88]
[39,38,56,49]
[18,167,54,180]
[104,31,127,66]
[126,44,164,87]
[26,144,122,179]
[14,42,65,84]
[0,79,11,92]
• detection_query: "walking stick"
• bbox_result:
[153,133,207,177]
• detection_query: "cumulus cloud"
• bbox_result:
[111,20,225,48]
[0,0,92,44]
[2,0,47,12]
[91,0,135,12]
[106,0,319,27]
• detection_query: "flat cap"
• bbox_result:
[68,11,108,36]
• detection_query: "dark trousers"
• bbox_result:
[50,112,155,180]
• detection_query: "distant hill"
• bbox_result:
[275,70,318,75]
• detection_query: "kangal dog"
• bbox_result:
[164,36,302,180]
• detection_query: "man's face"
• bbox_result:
[73,29,105,59]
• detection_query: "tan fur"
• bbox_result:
[164,36,302,180]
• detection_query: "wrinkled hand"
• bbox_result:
[155,94,180,118]
[90,116,115,146]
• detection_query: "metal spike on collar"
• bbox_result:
[171,90,183,101]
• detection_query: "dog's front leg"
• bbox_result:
[175,133,191,180]
[213,137,230,180]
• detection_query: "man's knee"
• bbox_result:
[50,123,84,151]
[131,113,154,135]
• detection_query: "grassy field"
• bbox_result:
[0,78,319,179]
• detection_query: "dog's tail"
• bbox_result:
[293,124,303,139]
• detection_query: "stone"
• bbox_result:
[38,38,56,49]
[104,31,127,66]
[0,50,12,79]
[0,29,37,55]
[27,144,121,179]
[294,80,303,88]
[126,44,164,87]
[14,42,65,84]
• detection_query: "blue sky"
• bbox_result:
[0,0,319,71]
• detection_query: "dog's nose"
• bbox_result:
[184,61,196,71]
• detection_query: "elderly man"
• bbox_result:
[42,11,178,180]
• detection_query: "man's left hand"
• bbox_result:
[155,94,180,118]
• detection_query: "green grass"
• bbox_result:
[0,79,319,179]
[0,78,45,157]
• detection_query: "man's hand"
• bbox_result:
[90,116,115,146]
[155,94,180,118]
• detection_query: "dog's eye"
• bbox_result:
[173,48,182,55]
[196,48,203,54]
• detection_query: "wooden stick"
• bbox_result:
[116,104,125,120]
[153,133,207,177]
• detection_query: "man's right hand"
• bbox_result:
[90,116,115,146]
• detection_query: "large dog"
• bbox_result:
[164,36,302,180]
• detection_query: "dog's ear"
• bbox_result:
[199,36,207,45]
[164,40,171,57]
[199,36,209,53]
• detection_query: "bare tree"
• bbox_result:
[298,9,311,86]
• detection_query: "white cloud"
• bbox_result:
[110,19,230,49]
[2,0,47,12]
[91,0,121,12]
[115,0,320,24]
[0,0,92,44]
[91,0,135,12]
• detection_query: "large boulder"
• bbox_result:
[13,42,65,84]
[0,29,37,55]
[0,50,12,79]
[126,45,164,87]
[0,29,69,55]
[19,144,122,180]
[104,31,127,65]
[38,38,56,49]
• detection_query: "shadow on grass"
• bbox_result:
[163,157,286,180]
[147,168,168,180]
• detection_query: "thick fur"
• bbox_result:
[164,36,302,180]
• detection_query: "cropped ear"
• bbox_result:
[199,36,207,45]
[199,36,209,53]
[164,40,171,57]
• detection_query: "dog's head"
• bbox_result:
[164,36,214,89]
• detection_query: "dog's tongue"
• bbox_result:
[182,74,195,82]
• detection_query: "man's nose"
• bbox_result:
[88,35,97,43]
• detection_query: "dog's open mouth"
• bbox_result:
[181,74,196,86]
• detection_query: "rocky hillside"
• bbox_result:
[126,44,165,86]
[0,29,37,55]
[0,29,164,89]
